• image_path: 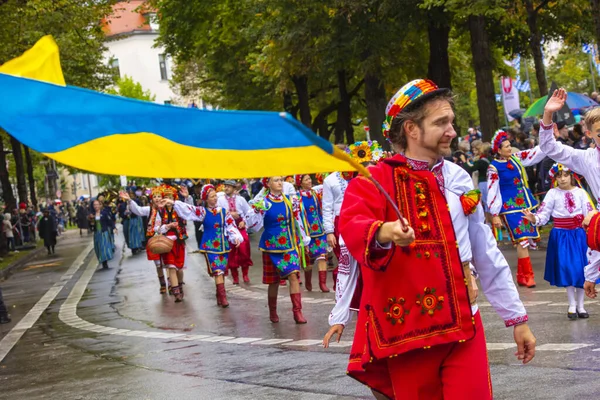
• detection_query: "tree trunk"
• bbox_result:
[283,90,297,119]
[427,19,452,89]
[291,75,312,129]
[0,133,16,211]
[525,1,547,96]
[24,145,37,210]
[364,72,387,148]
[9,135,28,206]
[313,102,339,141]
[468,15,499,142]
[333,70,354,144]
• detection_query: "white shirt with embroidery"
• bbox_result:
[531,187,594,226]
[322,172,349,234]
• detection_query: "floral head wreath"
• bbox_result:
[161,185,178,199]
[345,140,384,164]
[201,184,216,201]
[261,177,270,188]
[294,174,310,187]
[491,130,509,154]
[383,79,449,141]
[315,172,329,185]
[149,186,162,199]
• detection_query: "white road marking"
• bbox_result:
[0,243,94,363]
[486,343,517,350]
[222,337,263,344]
[284,340,323,346]
[536,343,592,351]
[251,339,294,345]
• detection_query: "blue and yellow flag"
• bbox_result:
[0,37,355,178]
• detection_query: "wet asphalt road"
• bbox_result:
[1,228,600,399]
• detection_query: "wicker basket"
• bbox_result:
[147,235,174,255]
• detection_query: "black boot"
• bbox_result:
[102,261,109,269]
[51,246,55,254]
[47,247,51,255]
[0,288,10,324]
[0,313,10,324]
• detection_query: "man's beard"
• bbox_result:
[418,131,452,158]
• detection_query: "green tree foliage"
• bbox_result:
[105,75,156,101]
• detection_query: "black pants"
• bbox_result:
[0,286,8,317]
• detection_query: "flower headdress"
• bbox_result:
[161,185,178,199]
[201,184,216,201]
[548,163,570,181]
[261,177,270,188]
[294,174,310,187]
[345,140,384,164]
[383,79,449,141]
[149,186,163,199]
[491,130,509,154]
[315,173,329,185]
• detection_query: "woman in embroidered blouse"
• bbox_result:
[174,185,243,308]
[90,199,116,269]
[247,176,311,324]
[487,130,546,288]
[523,164,596,319]
[295,174,330,292]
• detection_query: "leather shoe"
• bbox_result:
[568,312,578,320]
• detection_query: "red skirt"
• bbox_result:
[161,240,186,269]
[146,245,161,261]
[227,228,253,268]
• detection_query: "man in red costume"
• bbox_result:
[339,79,536,399]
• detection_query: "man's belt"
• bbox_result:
[463,261,477,305]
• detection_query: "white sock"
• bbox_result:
[576,288,587,313]
[567,286,576,313]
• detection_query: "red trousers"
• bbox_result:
[351,312,492,400]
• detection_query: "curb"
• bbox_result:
[0,246,46,281]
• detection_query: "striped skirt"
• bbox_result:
[94,230,114,263]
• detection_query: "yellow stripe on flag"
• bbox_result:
[0,35,65,85]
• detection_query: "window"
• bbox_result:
[147,12,159,31]
[159,54,168,80]
[164,100,172,105]
[110,58,120,79]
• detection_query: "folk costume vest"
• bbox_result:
[259,195,300,253]
[158,207,187,241]
[200,207,231,254]
[345,155,475,374]
[299,189,324,238]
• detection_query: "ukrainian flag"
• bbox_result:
[0,37,355,178]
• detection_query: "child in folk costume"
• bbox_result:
[90,199,116,269]
[487,129,547,288]
[121,186,171,295]
[523,164,596,319]
[217,180,253,284]
[247,176,311,324]
[151,185,188,302]
[174,185,243,307]
[295,174,329,292]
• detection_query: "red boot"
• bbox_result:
[304,270,313,292]
[318,271,330,292]
[268,296,279,323]
[521,257,536,288]
[516,258,526,287]
[290,293,307,324]
[216,288,222,306]
[242,266,250,283]
[279,279,287,286]
[231,267,240,285]
[216,283,229,308]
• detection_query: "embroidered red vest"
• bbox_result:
[159,207,188,241]
[351,159,475,363]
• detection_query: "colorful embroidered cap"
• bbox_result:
[345,140,384,164]
[383,79,450,140]
[491,130,509,154]
[201,184,216,201]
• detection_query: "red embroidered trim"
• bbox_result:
[539,121,553,131]
[505,315,528,327]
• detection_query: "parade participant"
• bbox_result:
[150,185,187,302]
[246,176,311,324]
[174,185,243,307]
[522,164,595,319]
[37,207,57,255]
[117,198,130,248]
[127,188,145,255]
[537,88,600,299]
[89,199,116,269]
[487,129,546,288]
[340,79,535,399]
[217,180,253,284]
[121,187,172,295]
[295,174,329,292]
[323,141,383,291]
